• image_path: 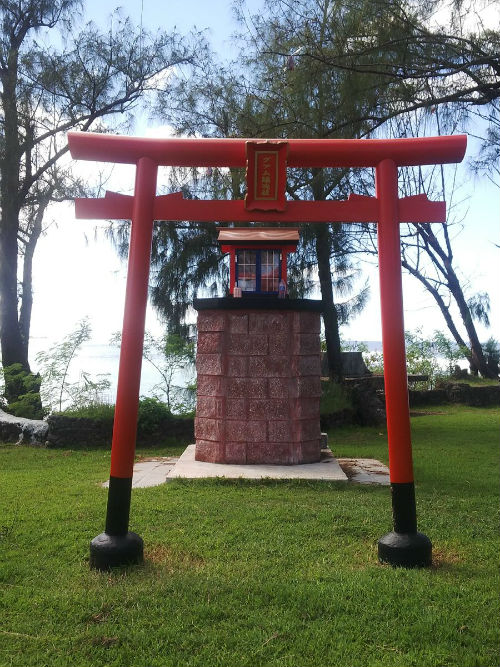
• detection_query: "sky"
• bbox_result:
[28,0,499,389]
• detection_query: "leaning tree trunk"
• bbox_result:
[447,270,494,378]
[401,255,493,378]
[19,199,48,362]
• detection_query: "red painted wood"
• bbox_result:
[376,159,414,485]
[75,191,446,224]
[245,141,288,211]
[68,132,466,168]
[109,157,158,479]
[229,247,235,294]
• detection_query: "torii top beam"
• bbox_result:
[68,132,466,168]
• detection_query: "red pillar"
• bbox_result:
[110,157,158,480]
[90,157,158,570]
[376,159,413,485]
[375,158,431,567]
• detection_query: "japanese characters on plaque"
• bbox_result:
[245,141,288,211]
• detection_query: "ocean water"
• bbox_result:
[29,339,194,409]
[26,337,467,412]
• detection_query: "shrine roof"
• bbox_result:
[217,228,299,243]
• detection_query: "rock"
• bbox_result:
[0,408,48,445]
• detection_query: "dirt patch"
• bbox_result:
[135,456,179,463]
[144,544,205,572]
[431,547,463,570]
[91,636,120,648]
[337,458,390,485]
[337,459,357,480]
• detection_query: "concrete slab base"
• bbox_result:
[101,449,390,488]
[167,445,347,481]
[102,457,179,489]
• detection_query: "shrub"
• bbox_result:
[0,364,44,419]
[49,397,194,448]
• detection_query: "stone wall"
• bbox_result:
[45,413,194,448]
[409,383,500,407]
[195,306,322,464]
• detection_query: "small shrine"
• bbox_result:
[193,226,323,466]
[218,228,299,297]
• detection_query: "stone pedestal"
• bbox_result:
[194,297,323,465]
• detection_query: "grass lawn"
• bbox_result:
[0,405,498,667]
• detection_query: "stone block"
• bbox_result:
[228,313,249,334]
[197,311,226,332]
[246,442,295,465]
[268,334,291,356]
[197,332,224,354]
[293,418,321,442]
[291,397,320,419]
[196,396,224,419]
[195,440,225,463]
[295,355,321,377]
[224,442,247,464]
[194,417,224,442]
[249,398,289,420]
[227,333,268,355]
[291,376,322,398]
[197,375,224,397]
[226,356,249,377]
[249,356,290,378]
[226,398,247,419]
[249,311,289,334]
[292,333,321,355]
[292,311,321,334]
[196,354,224,376]
[268,377,292,398]
[225,419,266,443]
[226,377,267,398]
[300,440,322,463]
[267,420,292,442]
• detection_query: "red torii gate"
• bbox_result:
[68,131,467,570]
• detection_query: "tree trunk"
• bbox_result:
[19,202,47,361]
[0,42,36,408]
[447,269,494,378]
[315,224,343,381]
[401,256,494,378]
[0,59,28,376]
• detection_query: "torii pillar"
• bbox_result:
[68,132,467,571]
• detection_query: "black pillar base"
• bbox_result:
[378,531,432,568]
[90,531,144,571]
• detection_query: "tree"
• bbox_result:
[148,1,378,379]
[36,317,111,413]
[268,0,500,175]
[0,0,200,409]
[246,0,498,377]
[358,109,497,377]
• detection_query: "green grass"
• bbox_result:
[0,406,498,667]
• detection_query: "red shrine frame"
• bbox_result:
[68,132,467,570]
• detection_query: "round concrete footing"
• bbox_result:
[90,531,144,571]
[378,531,432,568]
